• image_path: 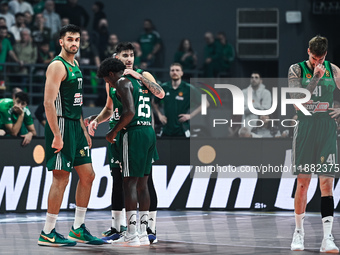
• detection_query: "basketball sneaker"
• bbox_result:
[291,230,304,251]
[147,227,158,244]
[101,227,124,242]
[320,235,339,253]
[68,224,106,245]
[38,229,77,247]
[111,232,140,246]
[139,231,150,246]
[102,225,127,237]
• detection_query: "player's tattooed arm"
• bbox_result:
[331,63,340,90]
[140,74,165,99]
[288,64,304,99]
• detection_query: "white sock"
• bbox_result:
[126,210,137,235]
[121,208,126,227]
[294,212,305,233]
[43,213,58,234]
[73,206,87,229]
[149,211,157,233]
[322,216,334,239]
[139,211,149,234]
[112,210,123,230]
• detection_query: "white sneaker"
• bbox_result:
[111,232,140,247]
[291,230,304,251]
[320,235,339,253]
[139,231,150,246]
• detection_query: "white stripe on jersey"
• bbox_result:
[56,91,62,116]
[123,132,129,177]
[54,117,65,170]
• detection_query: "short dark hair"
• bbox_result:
[14,91,29,104]
[115,42,135,54]
[171,62,183,70]
[94,1,104,10]
[59,24,81,39]
[309,35,328,56]
[15,12,24,18]
[97,58,126,78]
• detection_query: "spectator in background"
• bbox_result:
[0,1,15,29]
[34,101,45,127]
[8,0,33,15]
[251,115,281,138]
[91,18,109,59]
[0,25,21,72]
[31,13,51,46]
[152,63,204,137]
[76,29,100,97]
[0,91,36,146]
[238,127,260,138]
[91,1,106,31]
[174,38,197,81]
[203,31,222,77]
[23,10,32,29]
[34,41,53,80]
[43,0,61,39]
[61,17,69,27]
[9,12,26,42]
[138,19,162,69]
[242,72,272,128]
[216,31,235,76]
[13,28,37,88]
[0,17,15,45]
[102,33,119,60]
[174,38,197,71]
[58,0,89,28]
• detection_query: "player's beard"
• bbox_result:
[64,46,78,55]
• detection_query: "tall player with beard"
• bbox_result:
[38,25,104,247]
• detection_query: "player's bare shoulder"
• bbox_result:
[331,63,340,78]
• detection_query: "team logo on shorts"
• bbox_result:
[321,156,325,163]
[80,149,86,157]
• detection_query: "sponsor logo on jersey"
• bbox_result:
[175,95,184,101]
[137,120,151,126]
[179,92,183,97]
[69,67,73,72]
[306,73,312,79]
[73,93,83,106]
[112,108,120,121]
[166,92,170,96]
[325,70,330,77]
[305,100,329,113]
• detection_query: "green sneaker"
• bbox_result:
[38,229,77,247]
[68,224,106,245]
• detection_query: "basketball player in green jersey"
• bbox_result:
[96,57,158,246]
[289,35,340,253]
[38,24,104,247]
[86,42,164,244]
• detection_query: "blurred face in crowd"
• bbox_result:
[170,64,183,81]
[45,0,55,12]
[0,18,6,27]
[108,34,118,46]
[61,17,70,27]
[0,27,7,39]
[20,29,31,43]
[80,30,89,43]
[307,48,326,70]
[183,39,190,51]
[24,11,32,25]
[16,15,25,26]
[60,32,80,55]
[144,20,152,32]
[250,73,262,88]
[204,32,214,44]
[0,3,9,13]
[35,13,45,26]
[116,50,134,70]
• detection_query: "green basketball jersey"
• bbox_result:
[109,69,144,129]
[124,73,152,129]
[52,56,83,120]
[298,60,336,118]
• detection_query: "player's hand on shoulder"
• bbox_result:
[123,69,142,80]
